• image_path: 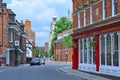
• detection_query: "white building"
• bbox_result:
[49,16,57,50]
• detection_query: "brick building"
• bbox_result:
[0,0,27,66]
[0,0,9,64]
[40,42,48,53]
[7,9,27,66]
[72,0,120,77]
[25,19,35,58]
[54,29,73,62]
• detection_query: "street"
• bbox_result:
[0,62,80,80]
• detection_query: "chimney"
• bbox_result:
[25,19,31,29]
[20,20,25,26]
[0,0,2,7]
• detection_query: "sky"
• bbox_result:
[3,0,72,47]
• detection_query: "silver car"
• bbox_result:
[40,58,45,65]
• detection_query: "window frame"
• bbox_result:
[9,31,13,43]
[102,0,107,19]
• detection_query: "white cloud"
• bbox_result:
[7,0,72,46]
[45,0,67,4]
[38,8,57,21]
[36,31,49,38]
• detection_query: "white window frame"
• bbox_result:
[102,0,106,19]
[112,0,117,16]
[78,10,80,28]
[90,2,93,24]
[84,7,87,26]
[9,31,13,42]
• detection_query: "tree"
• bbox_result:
[62,35,73,62]
[49,16,73,57]
[63,35,73,48]
[34,46,42,57]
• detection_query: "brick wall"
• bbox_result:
[55,39,72,62]
[25,19,35,57]
[72,0,120,29]
[0,3,9,58]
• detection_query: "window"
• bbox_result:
[101,36,105,65]
[103,0,106,19]
[9,31,13,42]
[107,35,111,65]
[100,33,119,66]
[84,7,87,26]
[90,2,93,24]
[112,0,117,16]
[113,33,119,66]
[80,40,83,63]
[78,10,80,28]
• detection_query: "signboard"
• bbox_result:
[15,40,19,46]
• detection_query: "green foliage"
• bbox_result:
[89,41,96,47]
[63,35,73,48]
[34,46,42,57]
[49,16,73,57]
[55,17,73,35]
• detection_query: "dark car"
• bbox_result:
[30,58,41,66]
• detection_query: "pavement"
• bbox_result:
[58,66,120,80]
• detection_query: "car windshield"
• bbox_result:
[31,58,39,62]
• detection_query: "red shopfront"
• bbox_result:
[72,19,120,77]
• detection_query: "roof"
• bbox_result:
[7,9,16,15]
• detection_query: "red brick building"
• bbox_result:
[54,29,73,62]
[0,0,27,66]
[72,0,120,77]
[0,0,9,65]
[25,19,35,58]
[7,9,27,66]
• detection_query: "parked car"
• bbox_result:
[30,58,41,66]
[40,58,46,65]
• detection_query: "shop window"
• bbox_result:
[88,38,92,64]
[93,38,96,64]
[80,40,83,63]
[107,35,111,65]
[113,33,119,66]
[84,39,87,63]
[101,36,105,65]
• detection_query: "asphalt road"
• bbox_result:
[0,62,80,80]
